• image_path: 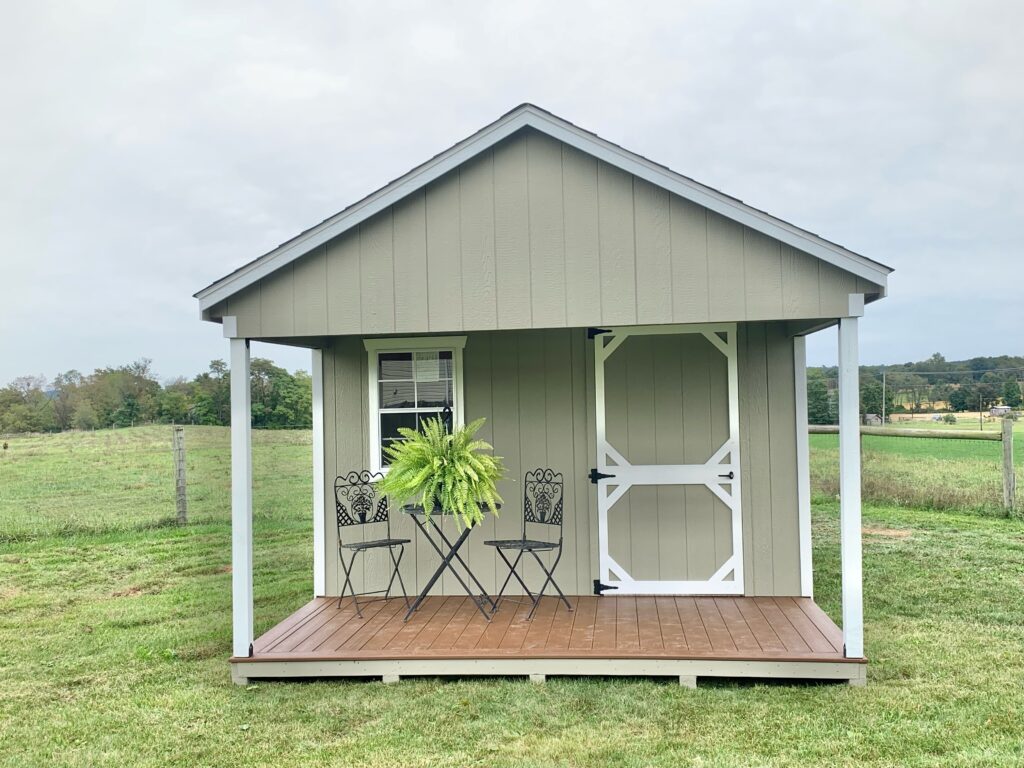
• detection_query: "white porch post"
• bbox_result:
[838,308,864,658]
[793,334,813,598]
[230,332,253,659]
[311,348,326,597]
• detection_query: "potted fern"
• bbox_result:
[377,416,504,528]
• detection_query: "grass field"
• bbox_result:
[810,418,1022,514]
[1,426,1022,766]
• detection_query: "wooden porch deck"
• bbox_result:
[231,595,865,686]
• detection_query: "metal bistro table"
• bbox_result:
[402,503,500,622]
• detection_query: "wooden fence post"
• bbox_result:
[173,425,188,524]
[1004,418,1015,516]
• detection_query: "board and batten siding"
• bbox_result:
[322,323,802,600]
[212,129,880,338]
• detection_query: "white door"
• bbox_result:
[593,324,743,595]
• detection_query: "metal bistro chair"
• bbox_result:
[485,468,573,620]
[334,470,411,618]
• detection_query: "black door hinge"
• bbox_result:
[593,579,615,595]
[587,327,612,339]
[589,468,615,484]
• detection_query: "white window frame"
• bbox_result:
[364,336,467,474]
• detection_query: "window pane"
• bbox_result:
[379,352,413,380]
[380,380,415,409]
[380,412,417,441]
[416,379,453,408]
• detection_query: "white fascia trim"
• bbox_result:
[364,336,467,474]
[196,106,890,312]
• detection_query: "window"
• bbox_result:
[364,336,466,472]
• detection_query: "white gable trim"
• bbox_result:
[196,105,891,311]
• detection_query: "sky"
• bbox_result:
[2,1,1021,385]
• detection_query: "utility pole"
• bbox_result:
[881,369,887,425]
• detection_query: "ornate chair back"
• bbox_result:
[334,470,391,543]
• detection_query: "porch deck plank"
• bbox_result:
[773,597,835,654]
[407,597,465,651]
[293,598,390,653]
[266,600,362,653]
[567,596,599,650]
[541,602,577,651]
[794,598,847,654]
[591,596,618,650]
[335,597,407,652]
[359,599,429,652]
[653,597,687,651]
[252,597,333,653]
[497,599,537,651]
[243,595,862,668]
[615,596,640,651]
[382,595,448,650]
[636,597,664,651]
[714,598,763,653]
[693,597,737,653]
[752,597,812,654]
[451,604,493,650]
[733,597,787,652]
[674,597,712,652]
[522,594,559,649]
[430,598,478,650]
[473,596,520,649]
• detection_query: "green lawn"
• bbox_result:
[1,427,1022,766]
[810,421,1022,514]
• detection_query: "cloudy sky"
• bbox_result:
[2,1,1021,384]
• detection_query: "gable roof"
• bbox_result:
[194,104,892,312]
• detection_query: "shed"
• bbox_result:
[196,105,890,686]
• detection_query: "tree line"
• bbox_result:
[808,353,1023,425]
[3,352,1020,434]
[0,359,312,434]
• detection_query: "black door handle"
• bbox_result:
[718,471,734,480]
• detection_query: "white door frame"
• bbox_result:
[594,323,744,595]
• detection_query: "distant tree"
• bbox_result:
[248,359,313,429]
[50,370,83,431]
[975,382,999,411]
[860,380,893,417]
[0,376,56,432]
[71,399,99,430]
[190,360,230,425]
[1003,380,1022,408]
[82,359,161,427]
[930,383,953,409]
[807,372,833,424]
[948,385,974,413]
[157,385,190,424]
[112,394,141,427]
